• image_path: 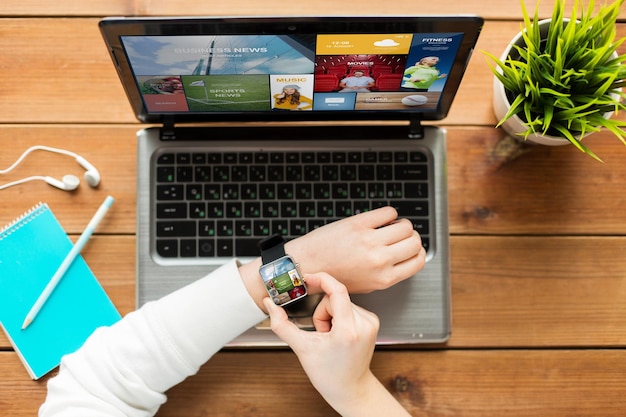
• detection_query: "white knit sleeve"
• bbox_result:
[39,260,267,417]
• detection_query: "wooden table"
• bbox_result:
[2,1,626,415]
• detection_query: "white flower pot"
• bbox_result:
[493,72,573,146]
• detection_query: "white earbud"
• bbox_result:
[44,174,81,191]
[75,155,101,187]
[0,146,101,191]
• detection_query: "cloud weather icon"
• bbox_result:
[374,39,400,47]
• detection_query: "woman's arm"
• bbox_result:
[40,206,424,417]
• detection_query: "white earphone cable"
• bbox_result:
[0,146,77,175]
[0,176,47,190]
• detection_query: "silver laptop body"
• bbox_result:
[99,15,483,345]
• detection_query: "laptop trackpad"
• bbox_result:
[255,294,323,331]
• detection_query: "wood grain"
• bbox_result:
[2,349,625,417]
[3,0,626,19]
[2,1,626,415]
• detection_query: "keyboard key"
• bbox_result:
[225,202,242,218]
[263,202,279,217]
[249,165,266,181]
[358,165,375,180]
[235,220,253,236]
[157,202,186,218]
[322,165,339,181]
[199,239,215,256]
[157,221,196,237]
[176,166,193,182]
[241,184,258,199]
[285,165,302,181]
[410,151,428,162]
[216,239,234,256]
[180,239,196,257]
[192,153,206,164]
[253,220,271,236]
[217,221,234,236]
[157,184,184,200]
[189,202,206,218]
[405,182,429,198]
[391,201,429,217]
[199,221,216,237]
[157,153,175,164]
[157,166,174,182]
[244,202,261,217]
[186,184,203,200]
[295,184,312,199]
[395,164,428,180]
[194,166,211,182]
[291,220,308,236]
[176,153,191,164]
[259,184,275,199]
[207,202,224,218]
[277,183,294,199]
[235,238,261,256]
[281,201,298,217]
[313,183,331,199]
[156,239,177,257]
[272,220,289,236]
[411,219,429,234]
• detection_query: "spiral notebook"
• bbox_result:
[0,203,121,379]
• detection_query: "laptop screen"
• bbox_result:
[100,16,483,123]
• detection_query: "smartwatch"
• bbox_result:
[258,234,307,307]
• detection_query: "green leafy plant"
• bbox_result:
[483,0,626,161]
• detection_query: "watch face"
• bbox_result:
[259,255,307,306]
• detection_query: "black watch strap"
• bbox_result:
[258,234,286,264]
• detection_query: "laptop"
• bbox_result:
[99,15,483,346]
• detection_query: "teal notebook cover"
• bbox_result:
[0,203,121,379]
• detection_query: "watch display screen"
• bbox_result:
[259,255,307,306]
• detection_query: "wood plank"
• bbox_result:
[0,125,137,234]
[3,235,626,349]
[1,19,624,125]
[446,127,626,235]
[4,0,626,19]
[0,18,133,124]
[2,349,625,417]
[448,236,626,347]
[0,0,136,16]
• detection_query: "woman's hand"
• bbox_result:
[264,272,411,417]
[287,206,425,293]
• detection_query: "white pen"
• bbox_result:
[21,195,115,330]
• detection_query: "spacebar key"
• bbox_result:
[236,239,261,257]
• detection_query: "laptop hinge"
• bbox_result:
[161,117,176,141]
[408,114,424,139]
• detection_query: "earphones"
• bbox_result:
[0,146,101,191]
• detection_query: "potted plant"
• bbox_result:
[483,0,626,161]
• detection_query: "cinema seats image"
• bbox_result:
[375,73,403,91]
[314,74,340,92]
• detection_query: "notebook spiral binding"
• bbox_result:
[0,202,46,239]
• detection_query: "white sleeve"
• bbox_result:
[39,260,267,417]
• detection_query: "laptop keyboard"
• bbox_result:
[154,149,431,258]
